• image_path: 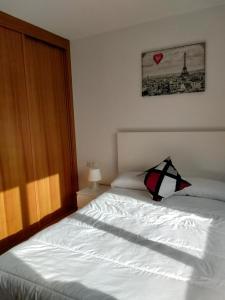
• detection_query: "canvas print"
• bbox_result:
[142,42,205,96]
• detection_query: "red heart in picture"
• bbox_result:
[153,53,163,64]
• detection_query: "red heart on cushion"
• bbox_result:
[153,53,163,64]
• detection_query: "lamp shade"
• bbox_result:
[88,168,102,182]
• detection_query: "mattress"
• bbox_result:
[0,187,225,300]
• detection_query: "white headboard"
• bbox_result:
[117,131,225,180]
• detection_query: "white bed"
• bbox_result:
[1,130,225,300]
[1,188,225,299]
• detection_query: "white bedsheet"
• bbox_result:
[0,188,225,300]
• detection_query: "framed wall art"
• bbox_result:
[142,42,205,97]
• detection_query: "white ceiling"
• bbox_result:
[1,0,225,40]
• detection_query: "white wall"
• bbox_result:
[71,5,225,188]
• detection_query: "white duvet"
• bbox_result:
[0,188,225,300]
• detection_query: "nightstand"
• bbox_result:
[76,185,109,209]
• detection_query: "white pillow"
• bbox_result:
[175,177,225,202]
[111,171,146,190]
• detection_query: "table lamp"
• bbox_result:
[88,167,102,190]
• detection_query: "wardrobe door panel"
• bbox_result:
[0,27,38,240]
[24,37,74,220]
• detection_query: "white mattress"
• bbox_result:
[1,188,225,300]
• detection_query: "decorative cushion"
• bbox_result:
[144,157,191,201]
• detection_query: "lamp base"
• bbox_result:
[90,181,99,191]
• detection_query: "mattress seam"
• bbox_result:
[32,238,223,292]
[61,217,225,261]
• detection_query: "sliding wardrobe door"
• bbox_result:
[0,27,38,240]
[24,36,75,221]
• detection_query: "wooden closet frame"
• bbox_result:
[0,11,78,253]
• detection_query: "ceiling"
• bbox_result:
[1,0,225,40]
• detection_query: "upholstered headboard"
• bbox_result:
[117,131,225,180]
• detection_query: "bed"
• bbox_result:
[1,131,225,300]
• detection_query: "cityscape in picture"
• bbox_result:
[142,42,205,96]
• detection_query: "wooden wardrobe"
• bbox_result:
[0,12,78,253]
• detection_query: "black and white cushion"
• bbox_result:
[144,157,191,201]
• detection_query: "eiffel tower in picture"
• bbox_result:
[180,52,189,78]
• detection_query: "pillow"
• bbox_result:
[144,157,191,201]
[175,177,225,202]
[111,171,146,190]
